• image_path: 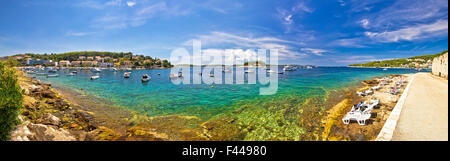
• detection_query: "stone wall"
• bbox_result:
[432,52,448,79]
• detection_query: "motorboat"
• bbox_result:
[47,74,59,78]
[90,75,100,80]
[48,69,57,73]
[67,73,76,76]
[26,70,36,74]
[170,73,182,78]
[71,71,78,74]
[124,72,131,78]
[142,74,151,82]
[92,68,101,73]
[36,73,47,76]
[244,69,255,73]
[126,68,132,71]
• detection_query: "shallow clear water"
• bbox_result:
[33,67,419,119]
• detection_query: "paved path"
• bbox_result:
[392,73,448,141]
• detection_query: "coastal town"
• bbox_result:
[2,52,173,69]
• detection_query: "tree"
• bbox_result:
[0,61,23,141]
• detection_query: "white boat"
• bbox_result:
[47,74,59,78]
[112,68,118,71]
[244,69,255,73]
[92,68,101,73]
[90,76,100,80]
[71,71,77,74]
[170,73,182,78]
[36,73,47,76]
[67,73,76,76]
[142,74,151,82]
[26,71,36,74]
[124,72,131,78]
[48,69,57,73]
[126,68,132,71]
[383,68,388,71]
[283,66,296,71]
[267,70,277,73]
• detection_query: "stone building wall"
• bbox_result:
[432,52,448,79]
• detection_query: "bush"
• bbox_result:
[0,61,23,141]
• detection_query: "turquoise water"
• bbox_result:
[33,67,419,119]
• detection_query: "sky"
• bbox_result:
[0,0,448,66]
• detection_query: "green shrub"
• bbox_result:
[0,61,23,141]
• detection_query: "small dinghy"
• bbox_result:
[36,73,47,76]
[124,72,131,78]
[142,74,151,82]
[71,71,78,74]
[90,75,100,80]
[67,73,76,76]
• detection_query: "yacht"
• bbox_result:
[142,74,151,82]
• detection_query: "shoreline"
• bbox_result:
[12,69,414,141]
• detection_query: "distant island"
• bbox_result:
[349,50,448,68]
[1,51,173,68]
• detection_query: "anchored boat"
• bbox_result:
[90,75,100,80]
[124,72,131,78]
[142,74,151,82]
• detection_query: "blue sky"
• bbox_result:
[0,0,448,66]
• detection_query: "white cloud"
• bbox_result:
[359,19,370,29]
[184,32,307,60]
[365,19,448,42]
[354,0,448,29]
[66,31,97,37]
[277,2,314,32]
[105,0,122,6]
[338,0,346,6]
[284,15,293,25]
[301,48,328,56]
[126,1,136,7]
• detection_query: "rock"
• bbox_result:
[432,52,448,79]
[42,113,60,126]
[11,122,33,141]
[37,90,57,99]
[46,99,70,110]
[74,111,95,123]
[29,85,42,93]
[27,123,76,141]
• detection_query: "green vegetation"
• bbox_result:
[0,60,23,141]
[16,51,134,62]
[349,50,448,67]
[10,51,173,68]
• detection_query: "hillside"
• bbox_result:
[349,50,448,68]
